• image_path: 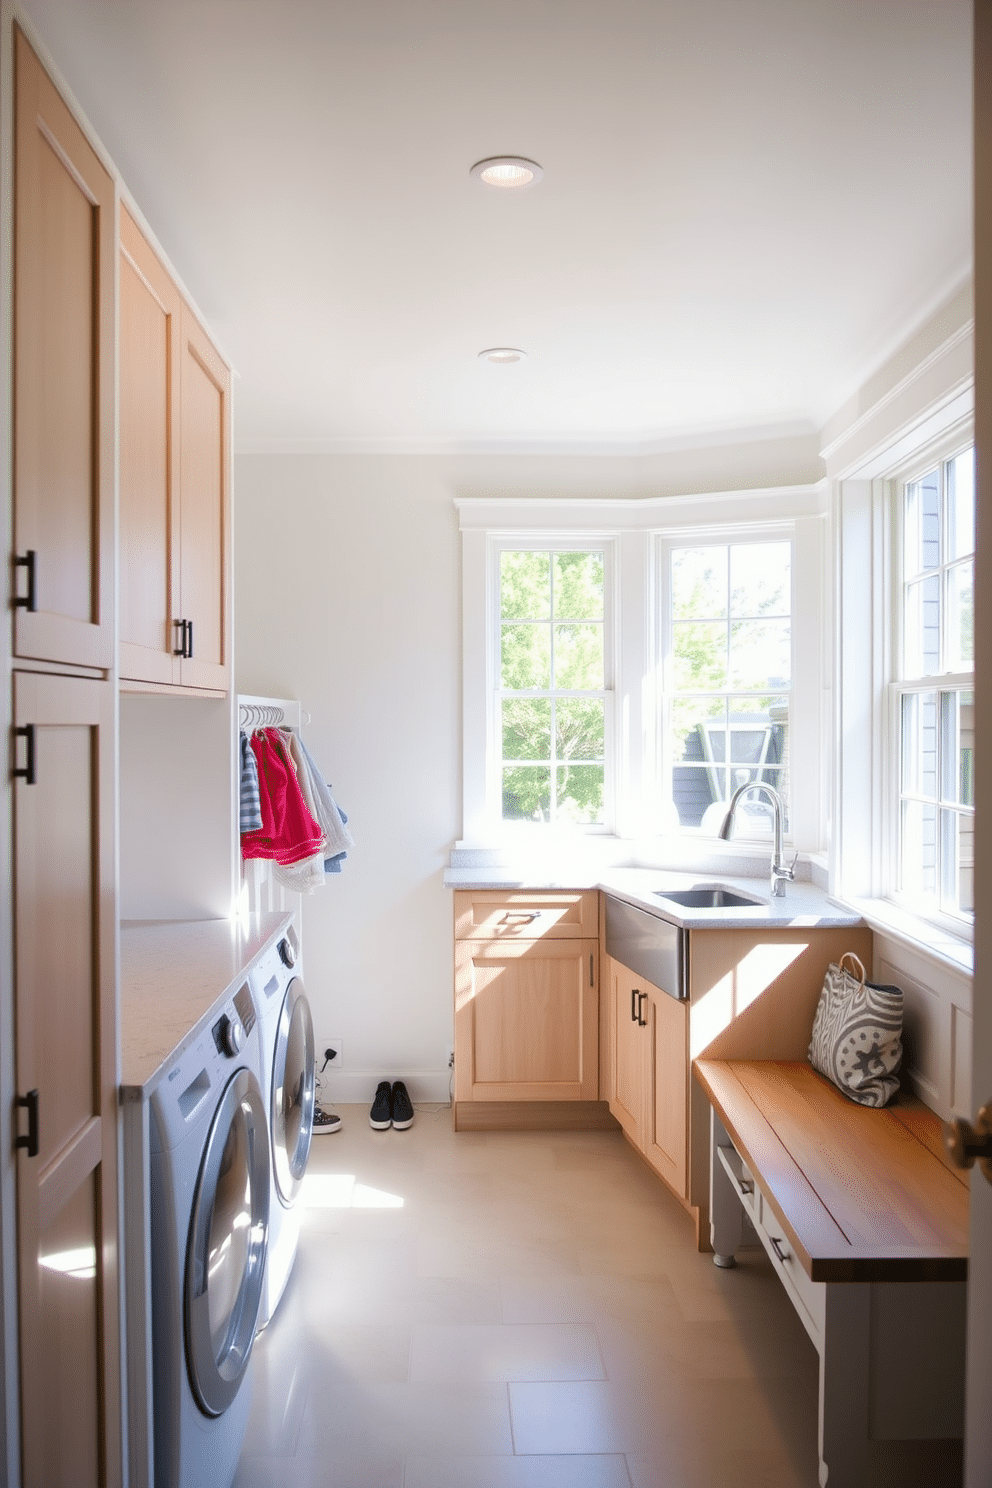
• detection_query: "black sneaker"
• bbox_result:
[391,1080,414,1130]
[312,1104,342,1134]
[369,1080,393,1130]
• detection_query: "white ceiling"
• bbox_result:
[19,0,973,454]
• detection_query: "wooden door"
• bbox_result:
[609,961,645,1145]
[454,939,599,1101]
[177,305,230,691]
[12,672,121,1488]
[12,29,114,670]
[119,205,182,685]
[644,989,688,1196]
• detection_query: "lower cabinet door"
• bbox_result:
[645,990,688,1197]
[454,938,599,1101]
[609,961,646,1144]
[11,671,122,1488]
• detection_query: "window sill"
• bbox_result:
[839,895,973,977]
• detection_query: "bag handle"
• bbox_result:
[839,951,866,987]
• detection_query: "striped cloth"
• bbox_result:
[239,731,262,833]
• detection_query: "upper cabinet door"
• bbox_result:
[13,29,114,670]
[177,305,230,690]
[119,206,182,685]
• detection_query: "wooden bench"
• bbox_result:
[694,1058,968,1488]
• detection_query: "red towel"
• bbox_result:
[241,729,324,865]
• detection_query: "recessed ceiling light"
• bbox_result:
[479,348,527,364]
[470,156,543,189]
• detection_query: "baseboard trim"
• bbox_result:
[453,1100,621,1132]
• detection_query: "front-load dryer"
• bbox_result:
[149,978,269,1488]
[251,923,315,1328]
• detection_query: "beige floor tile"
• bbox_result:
[500,1273,681,1331]
[416,1231,583,1281]
[508,1381,630,1455]
[296,1379,514,1456]
[626,1442,818,1488]
[409,1322,605,1383]
[403,1453,633,1487]
[233,1450,404,1487]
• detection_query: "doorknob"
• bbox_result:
[944,1104,992,1183]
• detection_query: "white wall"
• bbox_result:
[234,454,462,1102]
[234,439,824,1102]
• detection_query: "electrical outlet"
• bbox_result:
[322,1039,343,1069]
[445,1044,454,1069]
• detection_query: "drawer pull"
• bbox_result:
[502,911,540,923]
[770,1235,789,1262]
[738,1177,753,1196]
[631,987,640,1023]
[13,550,37,611]
[13,725,35,786]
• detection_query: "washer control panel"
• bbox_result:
[211,982,257,1058]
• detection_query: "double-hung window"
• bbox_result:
[495,544,611,828]
[893,445,974,926]
[665,537,793,837]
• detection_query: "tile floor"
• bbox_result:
[233,1104,831,1488]
[231,1106,952,1488]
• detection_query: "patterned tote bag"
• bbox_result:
[808,951,903,1108]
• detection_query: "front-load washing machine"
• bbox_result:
[149,977,270,1488]
[250,922,316,1328]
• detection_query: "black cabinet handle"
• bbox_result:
[185,620,194,658]
[173,619,187,656]
[13,725,35,786]
[770,1235,788,1262]
[630,988,639,1023]
[15,1090,39,1158]
[13,550,36,611]
[637,991,649,1026]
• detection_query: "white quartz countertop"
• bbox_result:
[444,865,863,930]
[120,911,292,1095]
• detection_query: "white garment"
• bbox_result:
[273,852,327,893]
[293,734,354,858]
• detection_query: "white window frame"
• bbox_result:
[487,535,618,834]
[456,488,825,852]
[830,382,975,971]
[885,435,975,938]
[657,523,799,842]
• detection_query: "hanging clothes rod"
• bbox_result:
[239,703,286,729]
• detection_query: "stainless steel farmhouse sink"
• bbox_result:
[653,885,766,909]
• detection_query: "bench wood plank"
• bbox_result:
[695,1059,968,1282]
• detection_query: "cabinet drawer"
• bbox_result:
[454,891,598,941]
[753,1189,824,1345]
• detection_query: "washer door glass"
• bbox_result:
[271,978,315,1206]
[185,1067,269,1417]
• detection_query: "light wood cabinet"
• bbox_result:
[12,28,115,671]
[606,957,688,1197]
[453,891,603,1128]
[12,671,121,1488]
[604,918,875,1248]
[119,206,231,693]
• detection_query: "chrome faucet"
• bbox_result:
[718,782,796,898]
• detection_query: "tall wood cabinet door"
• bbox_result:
[609,961,645,1144]
[644,991,688,1197]
[454,939,599,1101]
[12,672,121,1488]
[177,305,230,691]
[119,206,182,685]
[12,30,115,670]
